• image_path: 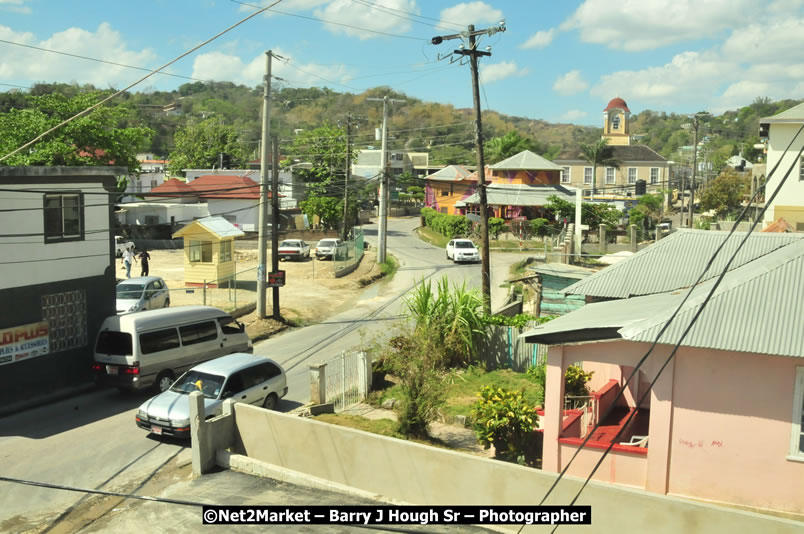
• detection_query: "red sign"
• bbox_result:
[267,270,286,287]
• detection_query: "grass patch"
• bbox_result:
[372,367,542,423]
[314,414,401,438]
[415,226,452,249]
[488,240,551,250]
[380,253,399,278]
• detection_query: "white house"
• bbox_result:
[760,102,804,231]
[0,166,121,405]
[352,149,429,179]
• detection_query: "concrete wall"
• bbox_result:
[220,403,802,533]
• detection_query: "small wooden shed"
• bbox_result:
[172,216,244,287]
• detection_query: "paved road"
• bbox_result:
[0,216,524,530]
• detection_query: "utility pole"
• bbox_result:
[343,113,352,241]
[367,96,404,264]
[271,135,281,320]
[689,116,700,229]
[433,22,505,312]
[257,50,272,318]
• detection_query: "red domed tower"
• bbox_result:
[603,97,631,145]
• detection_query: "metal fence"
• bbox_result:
[333,229,365,274]
[322,350,372,411]
[144,264,259,314]
[476,322,549,372]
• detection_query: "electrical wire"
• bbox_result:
[229,0,426,41]
[0,0,284,164]
[349,0,463,31]
[0,38,210,83]
[526,123,804,532]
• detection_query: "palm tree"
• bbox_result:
[485,131,540,164]
[579,138,620,197]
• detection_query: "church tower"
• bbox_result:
[602,97,631,146]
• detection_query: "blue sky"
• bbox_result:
[1,0,803,126]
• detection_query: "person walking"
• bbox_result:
[138,249,151,277]
[121,246,136,278]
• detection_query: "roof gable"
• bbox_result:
[489,150,564,171]
[172,215,245,239]
[424,165,475,182]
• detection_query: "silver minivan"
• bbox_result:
[93,306,252,393]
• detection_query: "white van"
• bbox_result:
[92,306,252,393]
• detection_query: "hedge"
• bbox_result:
[421,207,470,238]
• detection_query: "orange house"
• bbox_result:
[423,165,478,215]
[457,150,574,220]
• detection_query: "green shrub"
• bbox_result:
[488,217,506,239]
[471,386,539,465]
[482,313,556,328]
[526,362,546,406]
[565,364,594,397]
[420,208,470,238]
[529,218,550,238]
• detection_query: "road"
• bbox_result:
[0,216,524,530]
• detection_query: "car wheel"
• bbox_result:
[155,371,174,393]
[163,298,170,308]
[262,393,278,410]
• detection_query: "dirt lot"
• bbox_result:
[120,246,384,340]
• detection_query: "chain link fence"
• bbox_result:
[333,229,364,275]
[162,264,259,313]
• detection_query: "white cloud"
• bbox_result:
[561,0,753,51]
[479,61,527,83]
[521,29,555,49]
[590,51,737,108]
[561,109,588,122]
[314,0,419,40]
[0,23,157,87]
[438,2,503,30]
[553,70,588,95]
[0,0,32,14]
[721,18,804,63]
[191,48,354,88]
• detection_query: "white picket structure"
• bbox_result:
[323,350,371,411]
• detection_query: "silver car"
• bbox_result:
[135,353,287,439]
[116,276,170,314]
[315,238,344,260]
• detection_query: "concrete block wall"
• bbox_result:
[212,403,804,534]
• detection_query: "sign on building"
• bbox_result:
[0,321,50,366]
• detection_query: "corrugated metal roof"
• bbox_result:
[489,150,564,171]
[761,102,804,123]
[563,229,804,298]
[423,165,475,182]
[461,184,575,207]
[522,239,804,358]
[528,263,597,280]
[173,216,245,238]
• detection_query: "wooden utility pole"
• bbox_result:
[343,113,352,241]
[257,50,272,318]
[271,135,281,320]
[434,23,505,312]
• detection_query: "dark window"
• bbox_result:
[244,362,282,388]
[95,331,133,355]
[440,207,448,214]
[218,316,242,335]
[43,193,84,243]
[223,372,245,396]
[179,321,219,346]
[140,328,180,354]
[440,189,448,196]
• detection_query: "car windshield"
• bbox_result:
[116,284,144,300]
[279,241,298,248]
[170,370,226,399]
[455,241,475,248]
[318,240,336,247]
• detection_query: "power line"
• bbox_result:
[532,123,804,532]
[0,0,284,164]
[349,0,462,31]
[0,38,210,83]
[229,0,426,41]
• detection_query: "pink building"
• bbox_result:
[523,233,804,519]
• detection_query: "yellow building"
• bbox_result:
[424,165,477,215]
[555,97,669,196]
[172,216,244,287]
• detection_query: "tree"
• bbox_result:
[488,217,506,239]
[485,130,543,164]
[0,91,153,174]
[583,203,622,230]
[545,195,575,221]
[699,169,749,217]
[167,118,250,176]
[579,138,620,196]
[299,195,341,230]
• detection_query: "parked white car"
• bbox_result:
[135,353,287,439]
[116,276,170,314]
[278,239,310,261]
[315,238,344,260]
[446,239,480,263]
